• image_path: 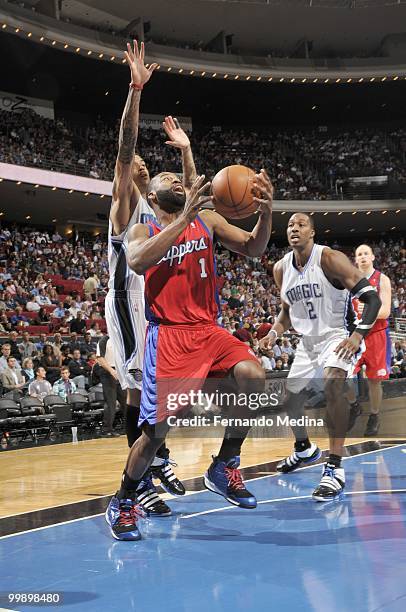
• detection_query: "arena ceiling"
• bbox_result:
[60,0,406,55]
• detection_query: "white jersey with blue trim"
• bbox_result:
[280,244,355,337]
[108,195,155,293]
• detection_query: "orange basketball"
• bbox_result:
[211,165,259,219]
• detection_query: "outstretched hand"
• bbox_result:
[124,40,158,87]
[252,169,274,214]
[180,175,212,223]
[163,116,191,150]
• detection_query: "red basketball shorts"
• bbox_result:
[139,323,258,425]
[353,327,391,380]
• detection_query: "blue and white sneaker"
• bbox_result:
[277,443,321,473]
[105,493,145,541]
[312,464,345,502]
[204,456,257,509]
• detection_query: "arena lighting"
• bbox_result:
[121,59,126,63]
[395,209,400,213]
[99,53,104,58]
[366,211,371,215]
[224,74,228,79]
[40,36,44,41]
[34,184,39,188]
[25,215,31,220]
[87,50,92,55]
[313,78,318,83]
[27,32,32,38]
[302,78,307,83]
[393,76,399,80]
[337,211,343,215]
[52,40,56,45]
[382,210,387,214]
[190,70,195,75]
[156,65,161,69]
[16,181,21,185]
[52,187,57,191]
[15,28,20,33]
[352,211,357,215]
[110,56,115,61]
[325,229,330,233]
[279,77,284,82]
[64,44,69,49]
[201,71,206,76]
[290,78,295,83]
[381,76,387,81]
[178,68,183,73]
[234,75,239,80]
[309,212,314,215]
[2,24,6,29]
[257,77,262,81]
[368,227,373,231]
[349,228,355,232]
[336,78,341,83]
[347,78,352,83]
[324,79,329,83]
[268,77,273,82]
[391,226,397,230]
[100,194,105,198]
[52,218,57,222]
[280,211,286,215]
[0,212,3,216]
[323,211,328,216]
[68,189,74,194]
[358,78,364,82]
[84,192,89,196]
[0,178,3,182]
[212,73,217,77]
[370,77,375,82]
[167,67,172,72]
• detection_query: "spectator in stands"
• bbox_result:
[280,353,291,370]
[274,358,284,372]
[19,331,37,360]
[233,322,252,344]
[1,356,25,392]
[95,334,124,437]
[0,314,13,333]
[52,301,66,319]
[37,307,51,324]
[83,272,99,301]
[81,331,96,356]
[10,306,29,328]
[60,344,72,366]
[68,332,82,353]
[273,339,283,358]
[281,338,294,357]
[89,322,103,337]
[70,312,86,334]
[39,344,61,384]
[26,296,40,312]
[52,366,77,400]
[51,332,64,360]
[260,348,276,372]
[22,357,35,382]
[8,331,22,361]
[34,289,52,306]
[35,333,48,353]
[68,348,90,389]
[28,366,52,401]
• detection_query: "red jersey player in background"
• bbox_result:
[347,244,391,436]
[105,170,274,541]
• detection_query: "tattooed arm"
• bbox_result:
[163,116,197,191]
[110,41,157,235]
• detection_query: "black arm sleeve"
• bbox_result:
[350,278,382,337]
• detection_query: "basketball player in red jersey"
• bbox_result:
[347,244,391,436]
[105,170,274,540]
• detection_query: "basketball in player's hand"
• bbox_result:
[211,165,260,219]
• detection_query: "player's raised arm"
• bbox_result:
[163,116,197,190]
[110,41,157,235]
[127,175,211,274]
[321,249,382,360]
[259,259,292,350]
[201,169,273,257]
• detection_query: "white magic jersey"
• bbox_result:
[108,195,155,293]
[281,244,355,337]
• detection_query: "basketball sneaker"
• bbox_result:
[204,456,257,509]
[150,456,186,496]
[277,442,321,473]
[105,493,145,541]
[364,414,380,437]
[136,475,172,516]
[312,463,345,502]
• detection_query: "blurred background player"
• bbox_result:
[105,169,274,540]
[347,244,392,436]
[260,213,381,501]
[106,41,193,515]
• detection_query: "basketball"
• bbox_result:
[211,165,259,219]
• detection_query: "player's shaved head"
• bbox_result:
[288,212,315,229]
[287,212,315,249]
[355,244,373,257]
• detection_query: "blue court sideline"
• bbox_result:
[1,444,406,612]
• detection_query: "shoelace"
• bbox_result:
[118,501,145,527]
[225,466,245,490]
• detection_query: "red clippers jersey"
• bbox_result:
[352,269,387,334]
[144,215,220,325]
